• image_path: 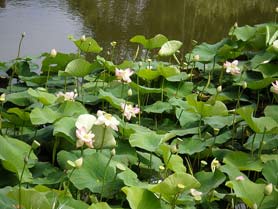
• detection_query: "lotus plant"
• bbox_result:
[75,114,96,148]
[56,90,78,101]
[115,68,134,83]
[95,110,120,131]
[121,103,140,120]
[224,60,240,75]
[271,80,278,94]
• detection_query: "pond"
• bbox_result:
[0,0,276,61]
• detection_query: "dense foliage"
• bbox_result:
[0,22,277,209]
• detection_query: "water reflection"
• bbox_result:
[0,0,276,61]
[66,0,276,60]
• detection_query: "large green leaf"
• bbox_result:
[30,106,61,125]
[28,88,57,105]
[130,34,168,50]
[137,68,160,81]
[223,151,263,172]
[92,125,117,149]
[57,101,88,117]
[150,173,200,196]
[178,137,206,155]
[65,58,93,77]
[158,65,180,78]
[262,159,278,185]
[144,101,172,114]
[129,82,162,94]
[74,37,102,53]
[122,186,162,209]
[129,131,163,152]
[236,106,278,133]
[233,25,256,41]
[195,170,226,194]
[226,179,264,208]
[98,89,125,109]
[69,152,118,196]
[158,40,182,56]
[264,105,278,122]
[88,202,113,209]
[6,91,35,106]
[53,117,76,143]
[0,135,37,182]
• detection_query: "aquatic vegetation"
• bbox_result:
[0,22,277,209]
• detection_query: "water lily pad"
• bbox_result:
[74,37,102,53]
[65,58,93,77]
[130,34,168,50]
[144,101,172,114]
[158,40,182,56]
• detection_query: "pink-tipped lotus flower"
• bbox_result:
[115,68,134,83]
[121,103,140,120]
[224,60,240,75]
[95,110,120,131]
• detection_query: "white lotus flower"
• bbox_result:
[56,91,78,101]
[190,188,202,201]
[95,110,120,131]
[75,114,96,148]
[224,60,240,75]
[121,103,140,120]
[115,68,134,83]
[0,93,5,102]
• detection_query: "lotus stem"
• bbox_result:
[99,126,107,152]
[100,153,113,201]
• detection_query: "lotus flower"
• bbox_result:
[224,60,240,75]
[121,103,140,120]
[57,91,78,101]
[271,80,278,94]
[115,68,134,83]
[95,110,120,131]
[75,114,96,148]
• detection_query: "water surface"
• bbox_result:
[0,0,276,61]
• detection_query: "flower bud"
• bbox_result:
[273,40,278,51]
[0,93,5,102]
[50,48,57,58]
[67,160,76,168]
[159,165,165,171]
[81,35,86,42]
[31,140,40,150]
[276,7,278,13]
[147,58,152,63]
[213,128,220,136]
[170,144,178,154]
[264,183,273,196]
[211,158,221,172]
[252,203,258,209]
[217,85,222,93]
[242,81,247,89]
[236,176,245,181]
[110,41,117,47]
[22,32,26,37]
[193,54,200,62]
[200,160,208,166]
[111,148,116,156]
[74,157,83,168]
[234,22,238,28]
[177,183,185,192]
[127,89,133,97]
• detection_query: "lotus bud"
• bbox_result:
[111,148,116,156]
[127,88,133,96]
[67,160,76,168]
[201,160,208,166]
[273,40,278,51]
[234,22,238,28]
[0,93,5,102]
[147,58,152,63]
[170,144,178,154]
[264,183,273,196]
[211,158,221,172]
[276,7,278,13]
[252,203,258,209]
[74,157,83,168]
[217,85,222,93]
[193,54,200,62]
[177,183,185,192]
[116,163,126,171]
[22,32,26,37]
[236,176,245,181]
[31,140,40,150]
[213,128,220,136]
[81,35,86,42]
[110,41,117,47]
[50,48,57,58]
[159,165,165,171]
[242,81,247,89]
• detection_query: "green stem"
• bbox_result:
[52,137,60,165]
[184,156,193,176]
[100,154,113,201]
[137,75,141,125]
[173,53,180,65]
[18,147,33,209]
[161,78,165,102]
[258,128,266,158]
[0,102,3,135]
[45,65,51,89]
[64,168,76,197]
[17,34,25,59]
[100,126,107,152]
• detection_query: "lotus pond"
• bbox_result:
[0,21,277,209]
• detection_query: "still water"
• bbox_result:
[0,0,277,61]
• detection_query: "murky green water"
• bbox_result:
[0,0,276,61]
